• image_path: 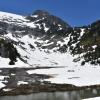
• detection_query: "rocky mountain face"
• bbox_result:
[0,10,100,66]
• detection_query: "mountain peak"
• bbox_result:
[32,10,50,16]
[26,10,71,35]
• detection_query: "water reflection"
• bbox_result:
[0,91,81,100]
[1,87,100,100]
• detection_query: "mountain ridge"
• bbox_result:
[0,10,100,67]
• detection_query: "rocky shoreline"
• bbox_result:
[0,67,100,96]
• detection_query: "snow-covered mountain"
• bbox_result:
[0,10,100,67]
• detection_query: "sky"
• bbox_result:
[0,0,99,26]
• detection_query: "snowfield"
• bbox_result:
[27,63,100,86]
[0,57,28,68]
[83,97,100,100]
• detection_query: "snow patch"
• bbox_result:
[17,81,28,85]
[92,45,97,49]
[43,23,49,32]
[0,82,6,89]
[3,88,12,92]
[83,97,100,100]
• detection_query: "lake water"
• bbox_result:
[1,88,100,100]
[0,91,81,100]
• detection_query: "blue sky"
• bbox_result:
[0,0,99,26]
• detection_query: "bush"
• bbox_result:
[81,61,85,66]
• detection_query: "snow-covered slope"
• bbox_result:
[0,10,100,87]
[0,10,100,67]
[0,10,71,67]
[0,30,84,67]
[0,11,37,28]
